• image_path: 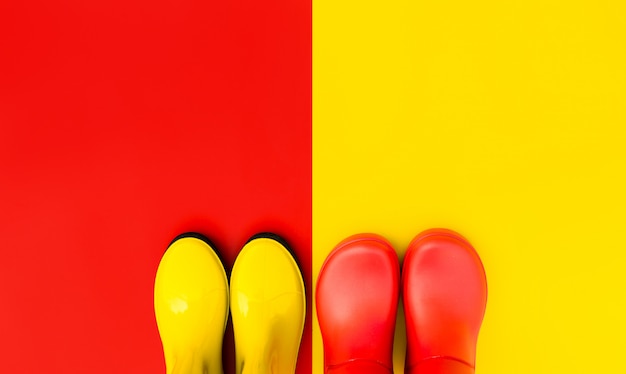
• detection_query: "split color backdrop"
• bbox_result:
[2,0,626,374]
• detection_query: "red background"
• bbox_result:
[0,0,311,372]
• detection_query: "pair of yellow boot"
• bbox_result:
[154,233,306,374]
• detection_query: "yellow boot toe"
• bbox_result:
[154,234,229,374]
[230,233,306,374]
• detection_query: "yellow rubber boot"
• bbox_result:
[154,234,229,374]
[230,234,306,374]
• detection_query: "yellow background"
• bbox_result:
[313,1,626,373]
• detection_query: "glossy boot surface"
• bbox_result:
[316,234,399,374]
[403,229,487,374]
[154,234,229,374]
[230,234,306,374]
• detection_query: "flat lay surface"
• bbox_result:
[2,0,626,373]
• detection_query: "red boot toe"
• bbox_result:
[403,229,487,374]
[316,234,400,374]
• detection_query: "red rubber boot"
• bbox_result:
[316,234,400,374]
[403,229,487,374]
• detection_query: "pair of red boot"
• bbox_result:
[316,229,487,374]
